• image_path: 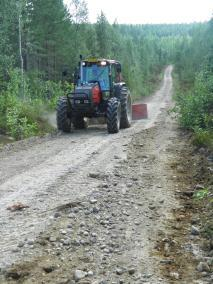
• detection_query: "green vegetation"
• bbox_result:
[173,19,213,242]
[172,20,213,149]
[0,68,63,139]
[0,0,212,143]
[193,187,213,239]
[193,188,210,200]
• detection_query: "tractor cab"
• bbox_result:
[81,60,110,91]
[76,58,122,92]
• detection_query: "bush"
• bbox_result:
[0,94,7,131]
[174,70,213,130]
[193,127,213,149]
[174,68,213,148]
[0,68,64,140]
[44,80,64,110]
[7,106,38,140]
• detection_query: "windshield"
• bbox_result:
[82,64,110,91]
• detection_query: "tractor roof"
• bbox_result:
[83,58,120,65]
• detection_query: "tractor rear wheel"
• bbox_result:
[120,87,132,129]
[73,117,88,129]
[107,97,121,134]
[57,96,71,132]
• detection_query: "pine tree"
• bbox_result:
[96,12,111,57]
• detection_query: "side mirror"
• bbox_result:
[62,66,70,79]
[62,69,68,77]
[116,63,121,73]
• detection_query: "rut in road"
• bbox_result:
[0,66,176,283]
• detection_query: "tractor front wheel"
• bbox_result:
[57,96,71,132]
[107,97,121,134]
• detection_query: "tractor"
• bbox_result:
[57,57,132,134]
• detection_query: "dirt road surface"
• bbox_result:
[0,66,204,283]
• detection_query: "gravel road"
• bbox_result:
[0,66,181,284]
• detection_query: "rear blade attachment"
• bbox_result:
[132,103,148,120]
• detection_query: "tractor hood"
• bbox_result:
[70,82,102,108]
[74,82,97,95]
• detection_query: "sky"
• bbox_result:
[65,0,213,24]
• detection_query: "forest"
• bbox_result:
[0,0,212,146]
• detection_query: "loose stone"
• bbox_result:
[74,269,87,281]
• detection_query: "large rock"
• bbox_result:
[74,269,87,281]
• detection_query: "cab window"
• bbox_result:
[82,64,110,91]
